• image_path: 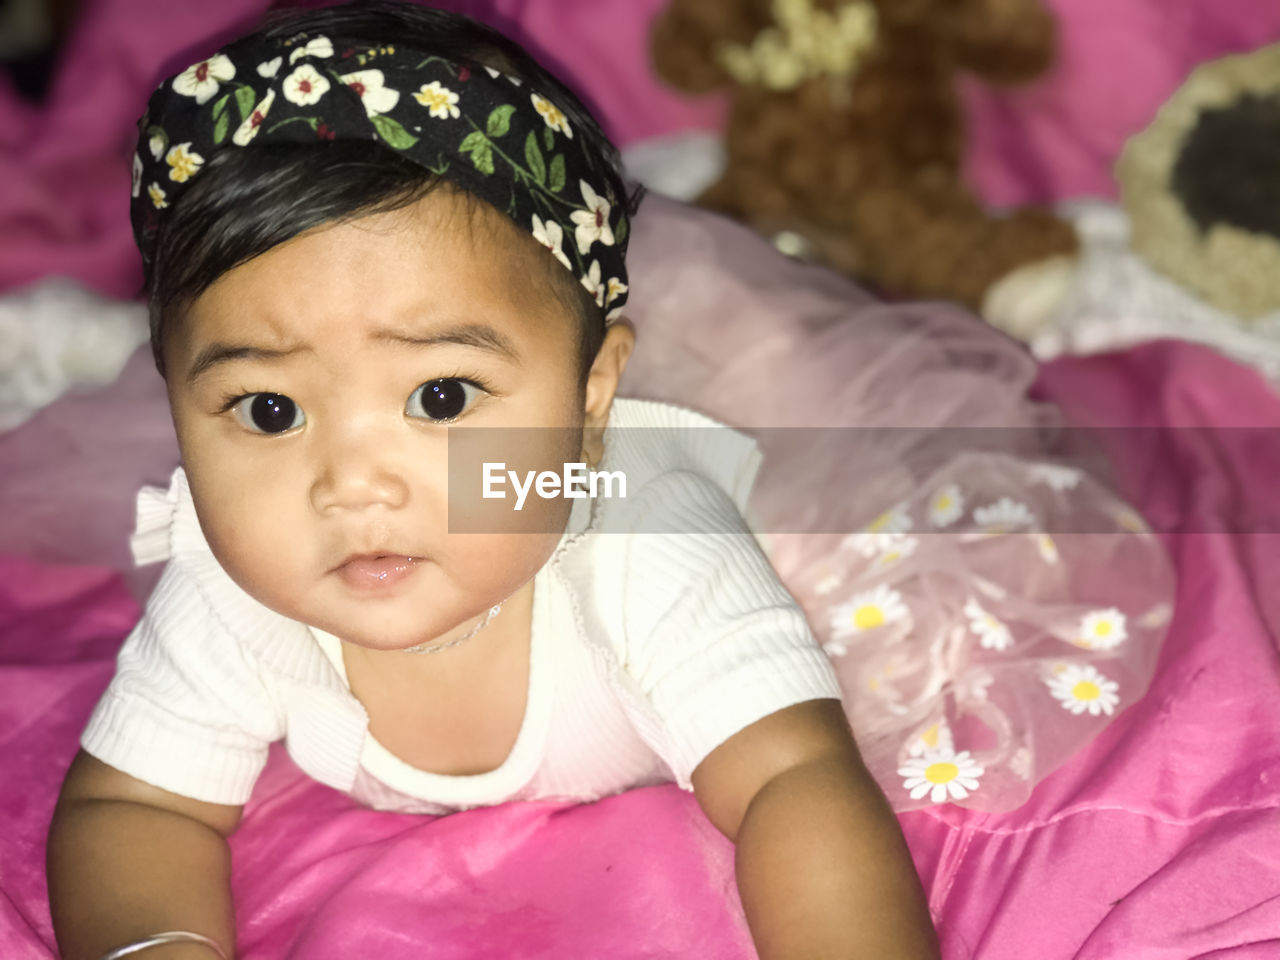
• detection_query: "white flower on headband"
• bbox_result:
[605,277,628,320]
[233,88,276,146]
[581,260,606,307]
[340,69,400,117]
[531,215,572,271]
[289,35,334,64]
[283,64,330,106]
[485,66,522,86]
[165,143,204,183]
[257,56,283,79]
[148,182,168,209]
[413,81,460,120]
[131,153,143,198]
[531,93,572,139]
[571,181,614,255]
[172,54,235,106]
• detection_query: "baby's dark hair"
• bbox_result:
[145,0,638,382]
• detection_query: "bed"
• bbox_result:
[3,1,1280,957]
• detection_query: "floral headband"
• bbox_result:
[130,31,630,318]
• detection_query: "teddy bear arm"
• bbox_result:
[849,181,1077,309]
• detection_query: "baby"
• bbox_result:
[46,3,939,959]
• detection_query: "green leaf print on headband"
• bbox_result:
[524,132,546,185]
[371,113,419,149]
[486,104,516,137]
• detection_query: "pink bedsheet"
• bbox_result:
[4,1,1280,958]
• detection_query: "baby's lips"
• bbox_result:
[332,554,424,590]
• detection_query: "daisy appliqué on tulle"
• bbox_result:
[1075,608,1128,650]
[899,747,984,804]
[963,598,1013,651]
[973,496,1036,532]
[824,584,908,654]
[929,484,964,528]
[863,504,912,535]
[1029,463,1082,491]
[841,531,918,568]
[1045,663,1120,716]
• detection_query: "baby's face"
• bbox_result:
[165,189,604,650]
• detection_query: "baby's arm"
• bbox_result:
[47,750,241,960]
[692,699,940,960]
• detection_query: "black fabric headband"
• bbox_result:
[130,30,630,318]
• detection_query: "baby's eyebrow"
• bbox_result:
[370,322,520,362]
[186,343,311,386]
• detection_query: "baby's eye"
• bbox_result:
[229,393,305,434]
[406,378,486,422]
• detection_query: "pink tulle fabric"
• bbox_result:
[616,197,1174,812]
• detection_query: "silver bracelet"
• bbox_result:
[98,930,229,960]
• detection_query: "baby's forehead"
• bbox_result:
[402,188,587,323]
[187,189,581,347]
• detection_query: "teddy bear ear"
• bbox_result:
[649,0,737,94]
[941,0,1060,85]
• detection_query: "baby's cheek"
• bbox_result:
[190,475,308,604]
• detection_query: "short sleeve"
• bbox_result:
[81,558,285,805]
[620,470,843,783]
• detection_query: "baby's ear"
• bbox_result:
[581,320,635,467]
[650,0,752,94]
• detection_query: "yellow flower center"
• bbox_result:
[853,604,885,630]
[535,99,565,127]
[925,762,959,784]
[935,495,952,511]
[167,149,200,183]
[1072,681,1101,701]
[1094,621,1113,637]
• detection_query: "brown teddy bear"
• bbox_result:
[650,0,1078,320]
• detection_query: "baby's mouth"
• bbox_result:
[332,553,424,589]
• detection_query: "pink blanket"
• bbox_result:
[4,1,1280,958]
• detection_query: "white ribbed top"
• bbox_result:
[81,398,841,811]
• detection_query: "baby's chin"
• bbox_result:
[301,605,467,652]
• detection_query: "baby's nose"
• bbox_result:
[309,432,412,514]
